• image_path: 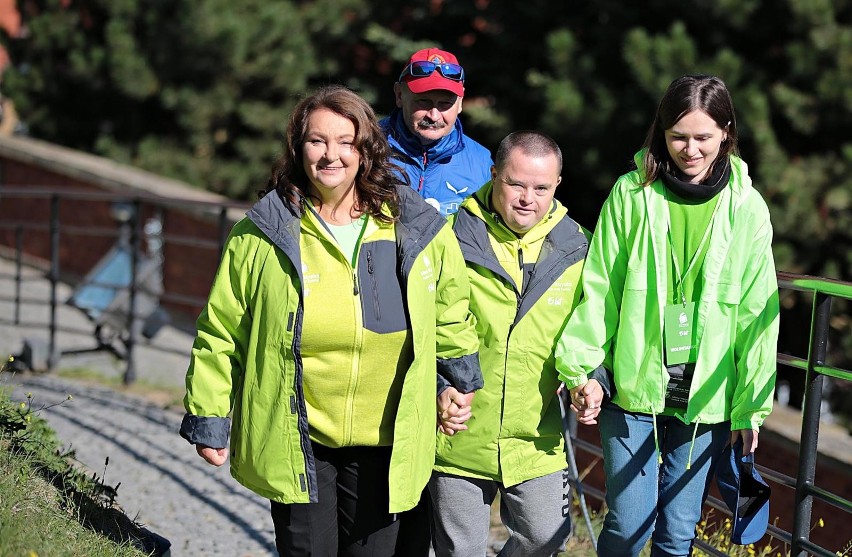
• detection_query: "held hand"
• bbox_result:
[569,380,604,425]
[196,444,229,466]
[437,387,475,436]
[731,429,759,454]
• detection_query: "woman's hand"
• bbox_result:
[196,444,229,466]
[568,380,604,425]
[437,387,475,436]
[731,429,759,454]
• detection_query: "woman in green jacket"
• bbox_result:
[556,75,779,557]
[179,85,481,556]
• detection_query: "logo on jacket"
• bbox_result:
[420,254,435,290]
[301,262,320,296]
[425,197,441,212]
[445,182,468,195]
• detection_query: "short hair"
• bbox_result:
[264,85,401,222]
[495,131,563,174]
[641,74,739,187]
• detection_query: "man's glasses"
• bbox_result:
[398,61,465,83]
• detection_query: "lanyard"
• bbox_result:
[663,188,722,306]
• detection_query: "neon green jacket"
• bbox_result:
[180,186,481,513]
[435,184,589,486]
[555,154,779,431]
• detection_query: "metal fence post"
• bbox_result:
[14,224,22,325]
[791,291,832,557]
[47,194,60,369]
[218,205,228,258]
[122,199,141,385]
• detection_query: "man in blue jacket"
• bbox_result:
[381,47,493,216]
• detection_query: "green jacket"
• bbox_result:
[435,185,589,486]
[180,186,481,513]
[555,154,779,430]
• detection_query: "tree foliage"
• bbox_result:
[2,0,850,372]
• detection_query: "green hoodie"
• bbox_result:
[435,183,590,486]
[180,186,481,513]
[555,154,779,430]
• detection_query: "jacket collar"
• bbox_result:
[467,181,565,245]
[384,109,466,166]
[247,186,447,281]
[395,183,449,277]
[454,184,588,324]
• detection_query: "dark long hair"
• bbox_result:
[263,85,401,222]
[640,75,739,187]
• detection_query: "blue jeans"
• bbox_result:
[597,404,729,557]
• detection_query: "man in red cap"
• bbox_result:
[381,48,493,216]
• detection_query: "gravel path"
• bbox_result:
[3,371,277,556]
[0,256,276,556]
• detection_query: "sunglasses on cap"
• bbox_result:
[398,61,465,83]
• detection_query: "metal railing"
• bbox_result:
[561,280,851,555]
[0,187,249,383]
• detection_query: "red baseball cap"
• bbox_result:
[399,48,465,97]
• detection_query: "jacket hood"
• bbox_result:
[464,181,568,245]
[454,182,587,323]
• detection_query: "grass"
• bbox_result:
[54,367,185,411]
[0,366,166,557]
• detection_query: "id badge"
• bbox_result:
[664,302,697,366]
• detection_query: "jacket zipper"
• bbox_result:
[366,249,381,321]
[418,152,428,192]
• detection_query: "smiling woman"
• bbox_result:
[556,74,779,557]
[663,110,728,184]
[179,85,482,557]
[301,108,361,223]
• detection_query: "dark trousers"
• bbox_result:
[270,443,430,556]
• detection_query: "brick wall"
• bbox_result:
[0,135,248,318]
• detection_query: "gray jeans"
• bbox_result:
[428,469,573,557]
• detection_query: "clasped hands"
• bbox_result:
[436,387,475,436]
[437,378,606,436]
[564,379,604,425]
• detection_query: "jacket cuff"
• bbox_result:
[437,352,483,394]
[437,373,452,396]
[180,413,231,448]
[589,366,615,400]
[730,419,762,432]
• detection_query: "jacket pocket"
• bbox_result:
[624,269,649,291]
[709,281,741,304]
[358,240,410,334]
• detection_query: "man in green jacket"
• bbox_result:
[429,131,604,557]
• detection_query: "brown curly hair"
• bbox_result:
[262,85,402,222]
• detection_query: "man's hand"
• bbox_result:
[569,380,604,425]
[437,387,475,436]
[196,444,229,466]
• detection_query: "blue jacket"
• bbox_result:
[381,109,493,216]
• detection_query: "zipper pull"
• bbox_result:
[367,251,374,274]
[418,152,428,192]
[353,272,359,295]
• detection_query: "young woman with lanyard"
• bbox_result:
[556,74,779,556]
